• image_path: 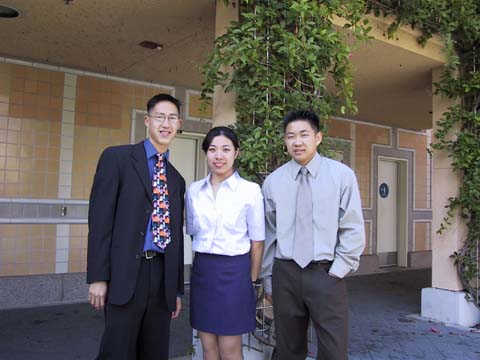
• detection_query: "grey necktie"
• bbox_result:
[293,167,314,268]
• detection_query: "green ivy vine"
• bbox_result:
[202,0,370,183]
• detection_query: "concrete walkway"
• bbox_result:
[347,269,480,359]
[1,269,479,359]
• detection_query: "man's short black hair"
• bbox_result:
[147,93,181,114]
[283,110,320,133]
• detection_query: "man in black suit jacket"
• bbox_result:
[87,93,185,359]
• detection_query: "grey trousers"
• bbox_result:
[272,259,349,360]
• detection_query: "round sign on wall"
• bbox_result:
[379,183,389,198]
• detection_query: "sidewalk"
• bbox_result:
[0,291,192,360]
[1,269,479,359]
[347,269,480,359]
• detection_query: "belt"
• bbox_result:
[276,258,332,267]
[142,250,161,259]
[311,260,333,268]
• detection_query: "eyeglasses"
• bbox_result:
[147,114,179,125]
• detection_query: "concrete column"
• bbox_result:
[421,67,480,327]
[212,0,238,126]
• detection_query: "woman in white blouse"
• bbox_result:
[186,126,265,360]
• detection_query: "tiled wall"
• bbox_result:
[398,130,431,209]
[71,75,173,199]
[71,77,174,269]
[68,224,88,273]
[0,224,56,276]
[0,59,433,279]
[186,91,213,120]
[0,59,175,277]
[0,63,63,198]
[355,124,390,208]
[328,118,351,140]
[363,222,371,255]
[414,221,431,251]
[327,120,432,256]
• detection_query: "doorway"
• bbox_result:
[377,157,408,267]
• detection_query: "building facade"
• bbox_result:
[0,0,477,329]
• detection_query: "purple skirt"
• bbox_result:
[190,252,256,336]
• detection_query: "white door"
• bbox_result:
[169,135,200,266]
[377,159,398,266]
[169,136,197,187]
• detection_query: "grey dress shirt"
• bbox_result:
[260,152,365,293]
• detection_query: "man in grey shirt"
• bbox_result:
[261,110,365,360]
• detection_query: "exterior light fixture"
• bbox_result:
[0,4,20,18]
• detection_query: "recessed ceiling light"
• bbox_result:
[139,41,163,50]
[0,4,20,18]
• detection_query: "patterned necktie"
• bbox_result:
[293,166,314,268]
[152,153,171,249]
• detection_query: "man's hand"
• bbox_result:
[171,296,182,319]
[88,281,108,311]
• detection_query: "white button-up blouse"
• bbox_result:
[185,172,265,256]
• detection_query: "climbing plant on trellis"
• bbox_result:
[202,0,370,183]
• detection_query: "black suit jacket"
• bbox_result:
[86,142,185,311]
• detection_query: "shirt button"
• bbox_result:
[139,231,145,236]
[145,209,150,214]
[135,254,141,259]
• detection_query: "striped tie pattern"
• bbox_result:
[152,153,171,249]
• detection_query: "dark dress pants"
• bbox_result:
[272,259,349,360]
[97,254,171,360]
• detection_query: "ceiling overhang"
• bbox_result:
[0,1,446,130]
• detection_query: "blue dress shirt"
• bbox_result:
[143,139,169,253]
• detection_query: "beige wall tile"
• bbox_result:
[0,224,57,276]
[415,222,430,251]
[24,80,38,94]
[5,170,19,183]
[0,102,9,116]
[187,93,212,119]
[355,124,391,208]
[6,157,19,170]
[0,250,15,264]
[29,263,55,275]
[10,91,24,105]
[399,131,430,209]
[11,78,24,92]
[50,72,64,85]
[6,143,19,157]
[363,222,371,255]
[0,263,15,276]
[0,116,7,129]
[0,62,12,75]
[328,119,351,139]
[25,67,38,81]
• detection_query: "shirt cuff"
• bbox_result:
[328,258,351,279]
[262,276,272,295]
